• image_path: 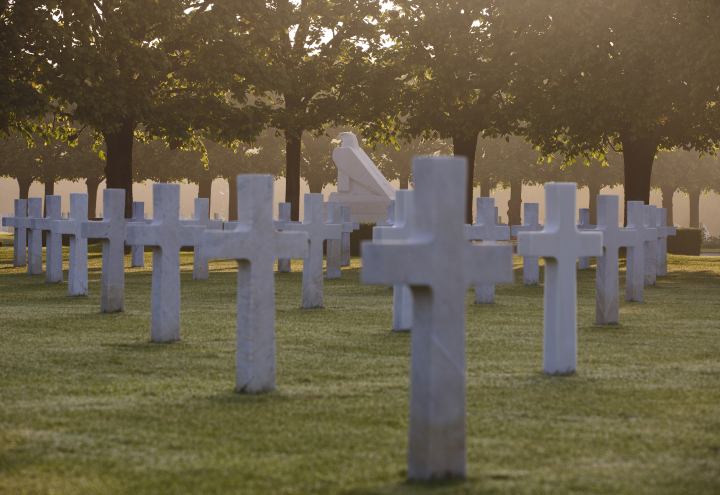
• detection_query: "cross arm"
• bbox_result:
[323,224,343,240]
[125,224,155,246]
[275,231,309,260]
[82,220,120,239]
[52,219,80,236]
[467,244,514,285]
[30,218,53,231]
[361,241,430,286]
[2,217,19,228]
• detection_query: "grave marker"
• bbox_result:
[595,195,635,324]
[373,189,415,331]
[1,199,27,267]
[181,198,223,279]
[624,201,657,302]
[30,195,64,283]
[466,197,510,304]
[362,156,513,481]
[52,194,89,296]
[644,205,658,286]
[377,200,395,227]
[126,184,204,342]
[204,175,308,392]
[325,201,344,279]
[577,208,594,269]
[511,203,542,285]
[517,183,603,375]
[275,202,298,273]
[657,208,675,276]
[287,194,342,308]
[25,198,43,275]
[128,202,151,268]
[81,189,127,312]
[341,205,359,266]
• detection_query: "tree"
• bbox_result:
[560,154,624,225]
[514,0,720,223]
[653,150,720,228]
[476,136,542,225]
[0,133,43,200]
[359,0,524,223]
[300,127,345,194]
[372,137,452,190]
[31,1,268,218]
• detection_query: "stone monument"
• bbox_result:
[181,198,223,280]
[52,194,89,296]
[511,203,542,285]
[2,199,27,267]
[328,132,395,222]
[577,208,594,269]
[30,195,64,284]
[625,201,657,302]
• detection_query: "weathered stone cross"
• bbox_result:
[181,198,223,280]
[81,189,128,313]
[2,199,27,267]
[341,205,359,267]
[644,205,658,286]
[511,203,542,285]
[274,202,298,273]
[577,208,594,269]
[30,195,64,283]
[373,189,415,331]
[25,198,43,275]
[594,195,635,324]
[204,175,308,393]
[517,183,603,375]
[466,197,510,304]
[656,208,675,277]
[52,194,89,296]
[128,202,151,268]
[624,201,657,302]
[325,201,345,279]
[126,184,204,342]
[362,156,513,481]
[287,194,342,308]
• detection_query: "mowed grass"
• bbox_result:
[0,232,719,494]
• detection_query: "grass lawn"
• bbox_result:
[1,233,719,494]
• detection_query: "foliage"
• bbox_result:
[371,137,452,189]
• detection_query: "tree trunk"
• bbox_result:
[621,134,657,226]
[103,119,136,219]
[285,129,303,221]
[689,188,700,228]
[198,177,213,213]
[86,177,104,218]
[507,180,522,226]
[480,182,494,198]
[661,185,675,226]
[308,180,323,194]
[43,180,55,217]
[17,177,33,201]
[399,174,410,190]
[225,176,238,221]
[452,131,480,224]
[588,183,601,226]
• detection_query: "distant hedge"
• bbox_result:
[351,223,376,256]
[667,228,702,256]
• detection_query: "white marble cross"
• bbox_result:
[25,198,43,275]
[181,198,223,280]
[128,202,151,268]
[341,205,359,267]
[373,189,415,331]
[577,208,594,269]
[325,201,345,279]
[377,200,395,227]
[624,201,657,302]
[466,197,510,304]
[287,194,342,308]
[275,202,298,273]
[52,194,89,296]
[81,189,128,313]
[204,175,308,393]
[644,205,658,286]
[30,195,64,283]
[656,208,675,277]
[2,199,27,267]
[511,203,542,285]
[595,195,635,324]
[362,156,513,481]
[126,184,204,342]
[517,183,603,375]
